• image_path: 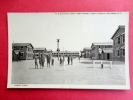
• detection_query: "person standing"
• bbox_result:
[63,55,65,65]
[47,54,51,67]
[49,54,51,67]
[18,52,21,61]
[71,55,73,65]
[79,56,80,62]
[67,55,70,65]
[51,57,54,66]
[34,56,38,69]
[41,54,45,67]
[59,56,62,66]
[39,55,42,69]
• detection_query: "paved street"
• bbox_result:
[12,58,126,85]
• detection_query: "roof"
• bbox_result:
[12,43,34,48]
[33,48,46,51]
[47,49,52,52]
[111,25,125,39]
[83,47,91,50]
[92,42,113,46]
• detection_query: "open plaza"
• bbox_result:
[12,57,126,85]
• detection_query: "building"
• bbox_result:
[111,25,125,61]
[46,49,52,55]
[83,47,91,58]
[80,50,84,57]
[33,47,47,57]
[12,43,34,60]
[90,42,113,60]
[52,51,79,57]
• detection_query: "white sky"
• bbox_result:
[8,12,128,51]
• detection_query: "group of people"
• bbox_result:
[58,55,74,66]
[34,54,75,69]
[67,55,73,65]
[59,55,65,66]
[34,54,54,69]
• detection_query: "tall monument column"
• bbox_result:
[57,39,60,60]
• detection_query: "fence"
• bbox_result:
[90,60,113,69]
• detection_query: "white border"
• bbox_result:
[7,12,130,89]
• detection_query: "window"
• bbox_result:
[117,50,120,56]
[14,47,17,50]
[92,47,95,50]
[27,47,31,51]
[14,46,20,50]
[17,46,20,50]
[122,49,125,56]
[21,52,24,57]
[118,37,120,44]
[21,46,23,50]
[29,48,31,51]
[123,35,125,43]
[113,40,115,45]
[113,51,115,57]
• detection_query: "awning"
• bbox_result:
[14,50,20,55]
[121,32,125,35]
[102,49,113,53]
[121,46,125,49]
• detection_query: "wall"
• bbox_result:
[113,28,125,61]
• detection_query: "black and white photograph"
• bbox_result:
[8,12,130,89]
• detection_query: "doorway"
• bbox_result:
[107,53,110,60]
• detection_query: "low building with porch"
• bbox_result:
[12,43,34,60]
[83,47,91,58]
[90,42,113,60]
[52,51,79,57]
[80,50,84,58]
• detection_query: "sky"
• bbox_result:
[8,12,128,51]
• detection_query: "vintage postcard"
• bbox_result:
[7,12,130,89]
